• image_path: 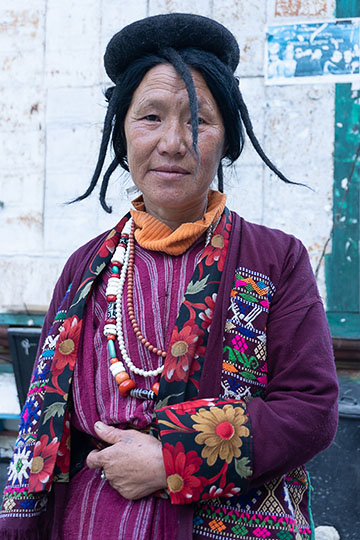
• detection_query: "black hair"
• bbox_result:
[74,47,301,213]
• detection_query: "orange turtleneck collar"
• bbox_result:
[130,190,226,256]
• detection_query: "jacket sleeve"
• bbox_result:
[0,254,77,539]
[247,242,339,488]
[154,238,338,505]
[0,229,114,538]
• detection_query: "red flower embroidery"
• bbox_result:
[199,293,217,330]
[97,229,118,258]
[52,315,82,377]
[166,398,217,416]
[202,222,230,272]
[202,482,241,500]
[29,434,59,492]
[57,418,71,473]
[164,325,204,382]
[163,442,206,503]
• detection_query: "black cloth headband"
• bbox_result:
[104,12,240,82]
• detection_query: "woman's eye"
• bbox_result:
[144,115,160,122]
[186,117,205,125]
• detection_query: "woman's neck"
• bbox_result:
[142,197,208,230]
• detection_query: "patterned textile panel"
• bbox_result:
[192,268,311,540]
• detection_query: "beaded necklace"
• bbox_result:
[104,217,216,401]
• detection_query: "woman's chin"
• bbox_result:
[144,191,206,215]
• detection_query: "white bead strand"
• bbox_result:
[115,219,164,378]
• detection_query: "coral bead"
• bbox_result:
[107,295,117,303]
[110,357,119,365]
[118,379,136,396]
[115,372,130,385]
[107,335,116,341]
[152,382,160,396]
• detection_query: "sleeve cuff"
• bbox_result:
[155,398,253,504]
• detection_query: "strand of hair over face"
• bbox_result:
[159,47,201,177]
[72,49,307,213]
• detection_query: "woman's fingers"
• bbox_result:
[85,426,167,498]
[86,422,123,469]
[86,449,101,469]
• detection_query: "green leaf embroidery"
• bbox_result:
[53,472,69,483]
[232,348,242,363]
[239,292,258,303]
[223,348,260,378]
[234,457,252,478]
[155,392,183,410]
[95,262,106,275]
[238,352,259,370]
[43,402,66,424]
[186,275,209,295]
[239,371,256,380]
[223,346,238,364]
[70,281,93,308]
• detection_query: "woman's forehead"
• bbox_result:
[130,63,216,108]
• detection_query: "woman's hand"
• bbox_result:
[86,421,167,500]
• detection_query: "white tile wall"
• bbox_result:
[0,0,336,312]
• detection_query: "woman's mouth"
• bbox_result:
[151,166,191,179]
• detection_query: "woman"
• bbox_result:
[0,13,338,540]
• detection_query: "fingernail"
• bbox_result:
[94,421,104,431]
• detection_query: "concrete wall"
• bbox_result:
[0,0,336,314]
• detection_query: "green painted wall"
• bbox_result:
[336,0,359,15]
[325,0,360,338]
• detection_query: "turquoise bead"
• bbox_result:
[108,339,116,358]
[112,266,120,273]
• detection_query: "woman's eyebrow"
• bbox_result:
[134,97,166,111]
[133,95,215,114]
[197,97,215,112]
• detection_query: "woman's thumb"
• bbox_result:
[94,421,121,444]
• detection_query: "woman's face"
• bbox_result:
[124,63,225,220]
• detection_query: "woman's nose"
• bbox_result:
[157,120,189,156]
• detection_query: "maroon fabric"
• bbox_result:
[199,214,338,487]
[237,220,338,486]
[0,213,338,540]
[61,238,207,540]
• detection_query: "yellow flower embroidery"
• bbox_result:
[191,404,250,466]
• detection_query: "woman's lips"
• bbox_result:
[150,166,191,179]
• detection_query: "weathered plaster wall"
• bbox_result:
[0,0,335,314]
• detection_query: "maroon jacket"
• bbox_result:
[0,212,338,540]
